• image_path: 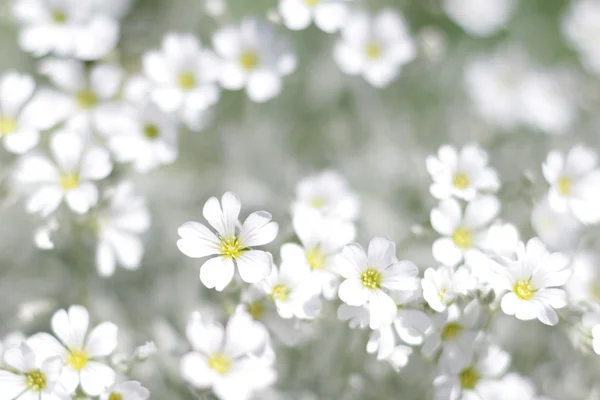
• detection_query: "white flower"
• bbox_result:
[333,9,415,88]
[95,181,151,277]
[0,332,26,366]
[212,18,296,102]
[431,196,500,266]
[442,0,517,37]
[426,144,500,201]
[562,0,600,74]
[493,238,571,326]
[337,237,419,329]
[180,310,276,400]
[177,192,278,291]
[16,130,113,216]
[0,72,42,154]
[422,265,474,312]
[98,103,178,173]
[281,208,355,298]
[337,304,370,329]
[39,58,124,131]
[565,253,600,308]
[542,145,600,224]
[434,342,511,400]
[142,33,220,129]
[278,0,348,33]
[0,342,66,400]
[531,196,582,251]
[485,373,549,400]
[100,381,150,400]
[13,0,119,60]
[292,170,359,221]
[27,305,119,396]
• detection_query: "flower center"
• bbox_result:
[306,247,327,270]
[310,196,326,208]
[208,353,232,375]
[441,322,463,340]
[239,51,259,71]
[304,0,320,5]
[556,176,572,196]
[66,348,89,371]
[25,370,46,392]
[108,393,123,400]
[60,172,80,191]
[271,283,290,301]
[364,42,383,60]
[452,172,470,190]
[52,10,67,24]
[459,367,480,390]
[452,227,473,249]
[247,301,265,320]
[75,90,98,110]
[0,115,17,136]
[360,268,382,290]
[177,71,196,90]
[143,124,160,139]
[513,279,535,300]
[219,236,243,259]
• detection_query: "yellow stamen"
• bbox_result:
[310,196,326,208]
[247,301,265,320]
[452,172,470,190]
[452,227,473,249]
[52,10,67,24]
[360,268,382,290]
[556,176,572,196]
[108,393,123,400]
[60,173,80,191]
[271,284,290,301]
[0,115,17,136]
[219,236,243,259]
[239,51,259,71]
[143,124,159,139]
[306,247,327,270]
[66,348,89,371]
[75,90,98,110]
[208,353,231,375]
[25,370,46,391]
[364,42,383,60]
[304,0,320,5]
[513,279,535,300]
[177,71,196,90]
[459,367,480,389]
[441,322,463,340]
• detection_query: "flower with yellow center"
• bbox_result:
[239,51,260,71]
[207,353,232,375]
[452,172,470,190]
[66,348,90,371]
[177,71,196,90]
[364,42,383,60]
[75,90,98,110]
[143,124,160,140]
[459,367,480,389]
[60,172,80,191]
[306,247,327,270]
[513,279,535,300]
[556,176,572,196]
[360,268,382,290]
[441,322,463,340]
[219,236,244,260]
[452,227,473,249]
[25,370,47,392]
[271,283,291,301]
[0,115,17,137]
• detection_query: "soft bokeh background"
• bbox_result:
[1,0,600,398]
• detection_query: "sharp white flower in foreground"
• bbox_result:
[100,381,150,400]
[27,305,119,396]
[431,196,500,266]
[442,0,517,37]
[333,9,415,88]
[493,238,571,326]
[177,192,278,291]
[562,0,600,74]
[542,145,600,224]
[142,33,220,129]
[213,18,296,102]
[292,170,359,221]
[95,181,152,277]
[181,310,275,400]
[337,237,419,329]
[0,342,66,400]
[17,130,113,216]
[426,144,500,201]
[422,265,474,312]
[278,0,348,33]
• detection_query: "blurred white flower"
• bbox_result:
[426,144,500,201]
[292,170,359,221]
[0,342,66,400]
[34,217,59,250]
[565,252,600,308]
[422,265,474,312]
[181,310,275,400]
[177,192,278,291]
[100,381,150,400]
[337,237,419,329]
[431,196,500,267]
[493,238,571,326]
[443,0,517,37]
[142,33,220,129]
[0,332,26,366]
[28,305,119,396]
[337,303,370,329]
[281,208,355,298]
[212,18,296,102]
[531,196,582,251]
[543,145,600,224]
[17,130,113,216]
[562,0,600,74]
[278,0,348,33]
[485,373,551,400]
[13,0,119,60]
[95,181,151,277]
[333,9,415,88]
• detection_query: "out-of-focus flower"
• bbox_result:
[493,238,571,326]
[442,0,517,37]
[180,310,276,400]
[543,145,600,224]
[212,18,296,102]
[337,237,419,329]
[565,253,600,308]
[95,181,151,277]
[100,381,150,400]
[531,196,582,251]
[142,33,220,129]
[422,265,474,312]
[485,373,552,400]
[28,305,119,396]
[426,144,500,201]
[0,332,26,365]
[177,192,278,291]
[13,0,119,60]
[16,130,113,216]
[431,196,500,267]
[562,0,600,74]
[278,0,348,33]
[333,9,415,88]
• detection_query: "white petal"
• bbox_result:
[314,3,347,33]
[180,352,216,389]
[3,128,39,154]
[368,291,397,329]
[26,185,63,217]
[463,195,500,230]
[86,322,118,358]
[381,261,419,291]
[431,199,462,235]
[0,72,35,115]
[90,64,123,99]
[239,211,278,247]
[202,192,240,237]
[80,362,115,396]
[236,250,272,284]
[279,0,312,31]
[432,238,463,266]
[247,70,281,103]
[17,154,59,184]
[337,243,367,278]
[96,240,116,277]
[74,16,119,60]
[79,147,113,181]
[535,303,559,326]
[199,256,235,291]
[333,42,363,75]
[186,319,224,355]
[52,306,89,349]
[338,279,369,306]
[224,309,266,358]
[65,182,99,214]
[367,236,397,269]
[50,131,83,172]
[177,222,221,258]
[104,229,144,270]
[0,371,27,400]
